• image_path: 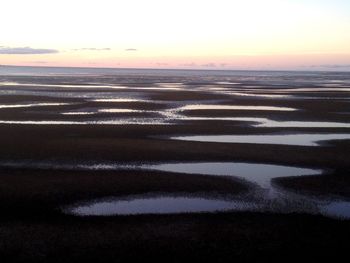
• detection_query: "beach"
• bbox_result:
[0,68,349,262]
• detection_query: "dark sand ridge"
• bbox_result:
[0,108,162,121]
[0,86,186,94]
[0,125,349,169]
[0,95,83,103]
[147,89,235,101]
[273,169,350,199]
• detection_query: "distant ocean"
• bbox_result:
[1,66,350,88]
[0,65,348,77]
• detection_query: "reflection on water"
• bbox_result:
[172,134,350,146]
[61,112,96,115]
[178,104,297,111]
[1,109,350,128]
[0,102,71,109]
[92,98,142,102]
[66,193,350,219]
[181,116,350,128]
[0,118,169,125]
[67,194,350,219]
[157,82,184,89]
[69,196,257,216]
[98,109,141,113]
[254,119,350,128]
[143,162,320,188]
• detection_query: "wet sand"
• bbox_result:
[0,71,349,262]
[274,169,350,199]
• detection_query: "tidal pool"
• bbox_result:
[0,118,169,125]
[182,117,350,128]
[2,159,348,219]
[61,111,96,115]
[69,196,257,216]
[0,102,71,109]
[255,119,350,128]
[67,194,350,219]
[142,162,321,188]
[2,113,350,128]
[92,98,141,102]
[172,134,350,146]
[163,112,350,128]
[98,109,141,113]
[178,104,297,111]
[157,82,184,89]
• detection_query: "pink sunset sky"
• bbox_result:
[1,0,350,70]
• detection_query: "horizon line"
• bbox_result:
[1,64,349,73]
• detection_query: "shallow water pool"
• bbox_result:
[172,134,350,146]
[142,162,320,188]
[69,196,257,216]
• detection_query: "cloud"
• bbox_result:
[72,48,111,51]
[0,46,58,54]
[178,62,197,67]
[125,48,137,51]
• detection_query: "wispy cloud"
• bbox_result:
[178,62,197,67]
[201,63,216,68]
[72,48,111,51]
[0,46,58,54]
[125,48,137,51]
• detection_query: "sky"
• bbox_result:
[1,0,350,70]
